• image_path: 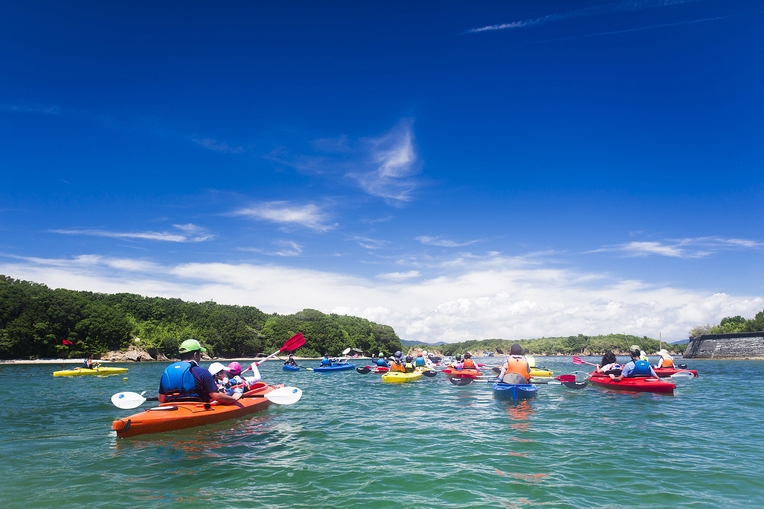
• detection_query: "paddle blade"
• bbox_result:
[356,366,372,374]
[555,375,577,383]
[449,377,473,386]
[111,391,146,410]
[265,386,302,405]
[280,333,305,352]
[421,370,437,378]
[670,371,695,380]
[572,356,584,364]
[342,347,351,355]
[492,366,501,374]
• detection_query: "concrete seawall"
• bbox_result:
[684,331,764,359]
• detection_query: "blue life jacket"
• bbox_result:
[376,358,388,367]
[630,360,653,377]
[320,358,332,366]
[414,357,426,367]
[160,362,201,400]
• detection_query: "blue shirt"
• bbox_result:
[621,360,658,378]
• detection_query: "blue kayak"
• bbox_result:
[313,363,355,373]
[492,383,538,402]
[282,364,300,372]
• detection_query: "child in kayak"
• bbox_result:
[610,348,659,381]
[595,351,622,375]
[390,351,406,372]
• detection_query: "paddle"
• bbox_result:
[356,366,372,374]
[111,386,303,410]
[670,371,695,380]
[572,355,597,367]
[420,369,437,378]
[256,333,306,365]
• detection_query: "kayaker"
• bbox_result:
[595,351,622,375]
[630,344,649,362]
[158,339,241,404]
[497,343,531,384]
[82,354,100,370]
[404,355,416,373]
[320,354,332,367]
[390,351,406,372]
[655,349,675,368]
[525,354,536,369]
[284,355,299,367]
[225,362,249,394]
[450,354,463,369]
[375,356,390,368]
[610,348,659,381]
[208,362,228,390]
[460,352,477,370]
[413,351,427,368]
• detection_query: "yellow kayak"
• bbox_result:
[53,367,128,377]
[530,368,553,378]
[381,371,423,383]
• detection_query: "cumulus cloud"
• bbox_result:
[232,202,336,232]
[50,223,215,243]
[2,251,761,344]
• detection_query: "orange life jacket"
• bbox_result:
[391,361,406,373]
[659,358,675,368]
[502,356,530,381]
[462,359,477,370]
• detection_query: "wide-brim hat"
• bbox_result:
[658,349,671,357]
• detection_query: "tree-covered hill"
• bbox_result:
[406,334,686,357]
[0,276,402,360]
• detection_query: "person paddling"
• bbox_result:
[655,349,675,369]
[497,344,531,384]
[390,351,406,372]
[459,352,477,370]
[596,351,622,375]
[609,347,659,381]
[284,354,298,367]
[82,354,100,370]
[158,339,241,404]
[319,354,332,368]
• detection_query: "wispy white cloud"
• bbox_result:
[238,240,303,257]
[232,202,336,232]
[592,236,763,258]
[416,235,481,248]
[50,223,215,243]
[466,0,700,33]
[266,120,422,203]
[191,137,245,154]
[3,250,761,344]
[377,270,421,281]
[350,236,389,250]
[1,103,61,116]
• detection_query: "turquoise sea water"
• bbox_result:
[1,357,762,508]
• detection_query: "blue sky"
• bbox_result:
[1,0,762,342]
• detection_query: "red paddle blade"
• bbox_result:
[280,332,305,352]
[572,356,584,364]
[556,374,576,383]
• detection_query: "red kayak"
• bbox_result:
[441,368,483,378]
[373,366,390,373]
[654,367,698,378]
[588,372,675,394]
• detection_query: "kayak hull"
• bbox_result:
[440,368,483,378]
[112,382,279,438]
[492,383,538,402]
[282,365,300,372]
[54,367,128,377]
[530,368,553,378]
[588,373,675,394]
[313,363,355,373]
[654,368,698,378]
[381,371,423,383]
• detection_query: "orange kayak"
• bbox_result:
[112,382,281,438]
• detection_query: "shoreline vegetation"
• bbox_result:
[3,275,763,363]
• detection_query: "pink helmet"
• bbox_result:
[227,361,242,376]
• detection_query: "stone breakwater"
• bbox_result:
[684,331,764,359]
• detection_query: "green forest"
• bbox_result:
[0,276,402,360]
